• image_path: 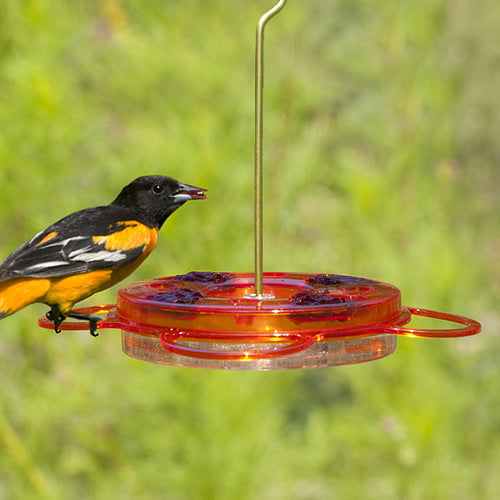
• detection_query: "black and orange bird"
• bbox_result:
[0,175,207,335]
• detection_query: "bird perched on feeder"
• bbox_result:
[0,175,207,336]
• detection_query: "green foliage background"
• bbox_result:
[0,1,498,498]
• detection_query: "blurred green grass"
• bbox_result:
[0,1,498,499]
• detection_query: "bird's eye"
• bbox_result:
[151,184,165,195]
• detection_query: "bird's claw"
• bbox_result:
[89,318,99,337]
[46,306,66,334]
[66,310,101,337]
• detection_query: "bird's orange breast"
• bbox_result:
[92,221,158,253]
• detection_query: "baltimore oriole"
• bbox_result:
[0,175,207,335]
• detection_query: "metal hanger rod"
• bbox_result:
[254,0,287,296]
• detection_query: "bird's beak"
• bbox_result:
[171,183,208,202]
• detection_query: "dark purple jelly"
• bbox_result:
[307,274,375,286]
[146,288,204,304]
[173,271,231,283]
[289,291,348,306]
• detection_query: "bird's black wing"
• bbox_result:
[0,206,150,280]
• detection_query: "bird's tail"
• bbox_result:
[0,278,50,318]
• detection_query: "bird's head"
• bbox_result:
[112,175,207,229]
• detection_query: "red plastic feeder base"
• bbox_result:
[38,272,481,370]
